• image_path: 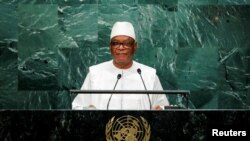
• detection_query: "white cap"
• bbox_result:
[110,21,136,41]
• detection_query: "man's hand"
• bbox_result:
[88,105,96,109]
[152,105,164,110]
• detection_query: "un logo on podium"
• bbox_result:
[105,115,150,141]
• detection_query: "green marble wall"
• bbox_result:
[0,0,250,109]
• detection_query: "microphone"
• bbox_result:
[107,74,122,110]
[137,68,152,109]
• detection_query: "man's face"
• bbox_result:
[110,35,137,68]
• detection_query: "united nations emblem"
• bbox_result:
[105,115,150,141]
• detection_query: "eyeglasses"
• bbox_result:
[110,41,135,48]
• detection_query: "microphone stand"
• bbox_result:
[137,68,152,110]
[107,74,121,110]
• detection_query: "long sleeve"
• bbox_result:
[72,73,91,110]
[151,75,169,106]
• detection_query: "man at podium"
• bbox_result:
[72,21,169,110]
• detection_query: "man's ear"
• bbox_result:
[132,42,138,54]
[110,45,114,55]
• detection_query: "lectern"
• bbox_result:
[69,89,191,140]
